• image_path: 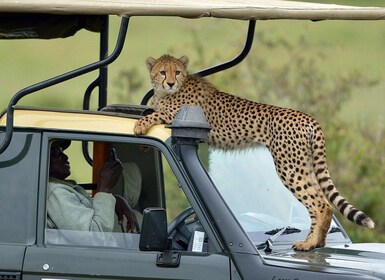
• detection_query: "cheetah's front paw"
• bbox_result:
[133,120,150,135]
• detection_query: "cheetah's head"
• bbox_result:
[146,54,189,95]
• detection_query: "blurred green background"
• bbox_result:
[1,1,384,243]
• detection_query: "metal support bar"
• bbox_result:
[83,79,100,110]
[98,15,110,110]
[82,15,110,166]
[141,20,256,105]
[196,20,256,77]
[83,15,109,111]
[0,17,130,154]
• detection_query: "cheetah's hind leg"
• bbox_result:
[292,203,332,251]
[286,175,333,251]
[274,156,333,251]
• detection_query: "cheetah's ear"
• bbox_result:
[179,55,189,69]
[146,57,157,71]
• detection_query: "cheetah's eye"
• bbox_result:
[175,71,181,75]
[160,71,166,76]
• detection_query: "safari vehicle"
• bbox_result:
[1,1,385,279]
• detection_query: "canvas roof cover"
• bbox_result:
[1,0,384,39]
[1,0,384,20]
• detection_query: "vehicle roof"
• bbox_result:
[1,0,385,20]
[0,107,171,141]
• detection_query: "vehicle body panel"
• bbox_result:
[262,244,385,278]
[23,246,231,280]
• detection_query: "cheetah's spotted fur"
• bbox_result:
[134,54,375,251]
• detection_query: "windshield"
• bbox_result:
[201,145,348,245]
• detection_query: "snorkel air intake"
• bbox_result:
[168,105,264,279]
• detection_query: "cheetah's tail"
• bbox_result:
[310,121,375,229]
[316,169,375,229]
[330,189,375,229]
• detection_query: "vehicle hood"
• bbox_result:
[263,243,385,278]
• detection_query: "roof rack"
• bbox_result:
[101,104,154,116]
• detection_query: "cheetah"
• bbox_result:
[134,54,375,251]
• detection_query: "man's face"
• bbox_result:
[49,146,71,180]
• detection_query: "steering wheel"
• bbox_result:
[167,207,196,250]
[168,207,195,235]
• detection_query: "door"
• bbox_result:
[22,134,231,280]
[23,246,230,280]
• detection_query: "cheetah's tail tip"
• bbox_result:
[362,217,375,229]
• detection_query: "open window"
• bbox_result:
[44,137,193,250]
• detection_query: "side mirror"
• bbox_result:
[139,207,168,251]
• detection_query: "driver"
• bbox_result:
[47,139,136,233]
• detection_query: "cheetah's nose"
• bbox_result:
[167,82,175,88]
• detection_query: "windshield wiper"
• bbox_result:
[328,226,342,234]
[265,226,301,235]
[257,226,301,253]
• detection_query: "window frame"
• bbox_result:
[38,131,224,252]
